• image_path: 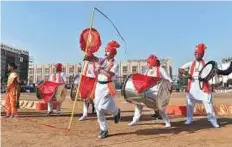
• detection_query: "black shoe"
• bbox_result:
[98,130,108,139]
[114,109,121,124]
[99,130,104,136]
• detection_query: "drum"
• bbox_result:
[36,80,44,100]
[37,81,65,103]
[70,75,96,102]
[55,84,67,103]
[199,61,218,82]
[121,73,171,110]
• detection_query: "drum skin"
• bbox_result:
[55,84,67,103]
[199,61,218,82]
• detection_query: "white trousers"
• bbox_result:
[82,101,89,117]
[95,97,119,131]
[186,96,218,124]
[47,100,61,113]
[132,104,170,124]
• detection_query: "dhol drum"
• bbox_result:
[121,73,171,111]
[55,84,67,103]
[199,61,232,82]
[199,61,218,82]
[70,75,96,102]
[37,81,66,103]
[36,80,44,100]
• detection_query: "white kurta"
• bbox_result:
[94,58,119,113]
[49,72,66,84]
[94,58,119,131]
[181,61,211,102]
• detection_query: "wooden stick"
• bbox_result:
[67,7,96,130]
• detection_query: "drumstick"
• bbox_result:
[67,7,96,130]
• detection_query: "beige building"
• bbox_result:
[118,57,172,79]
[28,58,172,85]
[28,63,82,85]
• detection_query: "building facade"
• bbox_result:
[28,63,82,85]
[29,58,172,87]
[1,43,29,84]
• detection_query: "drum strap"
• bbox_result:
[187,60,210,93]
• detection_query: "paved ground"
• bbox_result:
[1,92,232,147]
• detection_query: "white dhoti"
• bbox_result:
[181,60,219,127]
[186,79,218,124]
[94,83,119,131]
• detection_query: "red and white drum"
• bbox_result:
[37,81,66,103]
[121,73,171,110]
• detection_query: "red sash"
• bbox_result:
[187,60,210,93]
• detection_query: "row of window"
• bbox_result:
[122,66,139,73]
[29,67,80,74]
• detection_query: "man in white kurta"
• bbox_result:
[179,43,219,128]
[128,55,173,127]
[91,40,121,139]
[79,60,98,121]
[47,63,66,115]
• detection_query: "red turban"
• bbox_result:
[55,63,62,72]
[194,43,207,56]
[105,40,120,56]
[146,55,160,67]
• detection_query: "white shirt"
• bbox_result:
[145,66,173,83]
[97,58,119,82]
[49,72,66,84]
[83,61,98,78]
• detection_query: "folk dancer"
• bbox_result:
[179,43,219,128]
[128,55,173,128]
[47,63,66,115]
[85,40,121,139]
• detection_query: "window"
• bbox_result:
[52,68,56,73]
[69,67,74,74]
[37,68,42,74]
[45,68,49,74]
[123,66,128,73]
[29,76,34,82]
[37,76,42,83]
[44,76,49,81]
[78,67,82,73]
[29,68,34,74]
[132,66,137,73]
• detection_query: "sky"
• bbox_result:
[1,1,232,74]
